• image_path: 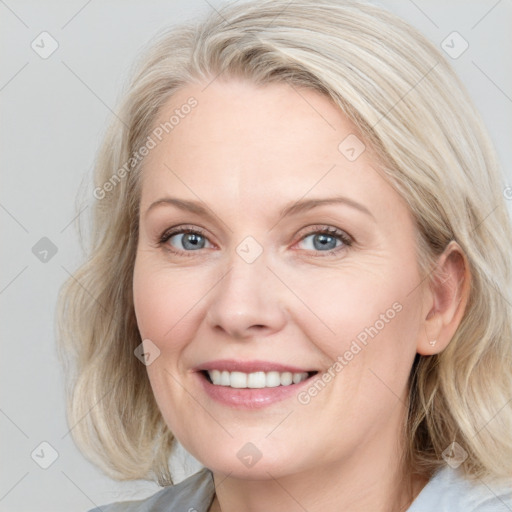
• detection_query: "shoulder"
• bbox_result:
[88,467,215,512]
[408,465,512,512]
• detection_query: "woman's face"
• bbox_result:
[133,78,430,478]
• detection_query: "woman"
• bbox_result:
[57,0,512,510]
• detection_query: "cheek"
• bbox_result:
[132,259,208,345]
[132,259,207,432]
[288,264,421,390]
[289,268,403,348]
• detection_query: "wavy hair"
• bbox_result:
[57,0,512,485]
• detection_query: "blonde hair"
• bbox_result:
[57,0,512,485]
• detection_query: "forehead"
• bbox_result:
[139,78,402,218]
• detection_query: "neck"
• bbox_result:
[210,462,426,512]
[208,414,429,512]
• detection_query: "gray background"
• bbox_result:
[1,0,511,511]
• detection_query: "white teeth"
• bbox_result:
[292,372,304,384]
[247,371,266,388]
[220,370,230,386]
[230,371,247,388]
[206,370,310,388]
[266,371,281,388]
[280,372,293,386]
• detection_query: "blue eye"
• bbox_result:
[159,225,352,257]
[171,232,206,250]
[301,233,340,251]
[161,228,212,252]
[297,227,351,253]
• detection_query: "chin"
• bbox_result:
[193,441,309,480]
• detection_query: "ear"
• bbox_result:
[417,240,471,355]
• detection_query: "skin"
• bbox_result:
[133,78,470,512]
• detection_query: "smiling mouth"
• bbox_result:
[201,370,318,389]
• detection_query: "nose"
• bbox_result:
[205,249,288,340]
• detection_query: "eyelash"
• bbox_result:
[158,224,353,258]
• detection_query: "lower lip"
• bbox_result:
[196,371,315,409]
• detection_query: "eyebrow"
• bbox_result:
[280,196,374,220]
[145,195,374,221]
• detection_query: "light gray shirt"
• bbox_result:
[89,465,512,511]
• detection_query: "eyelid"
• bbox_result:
[158,224,210,244]
[158,225,215,257]
[158,223,353,257]
[291,224,353,256]
[295,224,353,243]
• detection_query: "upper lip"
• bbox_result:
[195,359,316,373]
